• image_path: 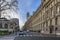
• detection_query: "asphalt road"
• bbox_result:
[0,33,18,40]
[14,35,60,40]
[14,32,60,40]
[0,32,60,40]
[0,36,16,40]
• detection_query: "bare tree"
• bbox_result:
[0,0,18,18]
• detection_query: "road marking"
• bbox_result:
[0,35,19,40]
[19,34,45,37]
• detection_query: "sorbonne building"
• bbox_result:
[23,0,60,35]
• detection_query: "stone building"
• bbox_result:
[24,0,60,35]
[0,18,17,33]
[11,18,19,31]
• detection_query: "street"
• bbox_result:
[1,0,60,40]
[15,35,60,40]
[14,32,60,40]
[0,33,18,40]
[0,32,60,40]
[0,36,16,40]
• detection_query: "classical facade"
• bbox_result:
[11,18,19,31]
[24,0,60,35]
[0,18,18,33]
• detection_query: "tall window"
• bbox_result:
[55,18,58,25]
[46,21,48,31]
[0,23,2,28]
[46,21,48,27]
[54,6,56,14]
[50,20,52,25]
[48,9,51,17]
[51,8,53,16]
[5,24,8,28]
[52,7,55,16]
[43,22,45,31]
[47,11,49,18]
[56,6,60,14]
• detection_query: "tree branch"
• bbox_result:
[1,2,10,8]
[0,0,5,5]
[1,7,10,12]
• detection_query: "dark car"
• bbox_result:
[19,31,26,35]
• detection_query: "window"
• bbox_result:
[43,22,45,30]
[56,6,60,14]
[52,7,55,16]
[5,24,8,28]
[46,21,48,27]
[44,0,45,1]
[55,18,58,25]
[47,11,49,18]
[46,11,49,18]
[41,17,42,21]
[0,23,2,28]
[50,20,52,25]
[10,27,13,29]
[46,21,48,31]
[51,8,53,16]
[49,9,51,17]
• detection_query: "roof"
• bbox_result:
[0,18,10,21]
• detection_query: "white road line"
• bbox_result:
[20,34,44,37]
[0,35,18,40]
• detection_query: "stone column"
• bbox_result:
[8,24,10,32]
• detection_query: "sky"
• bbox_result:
[18,0,41,29]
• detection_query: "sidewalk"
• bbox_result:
[39,33,60,37]
[31,32,60,37]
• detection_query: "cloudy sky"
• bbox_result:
[17,0,41,29]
